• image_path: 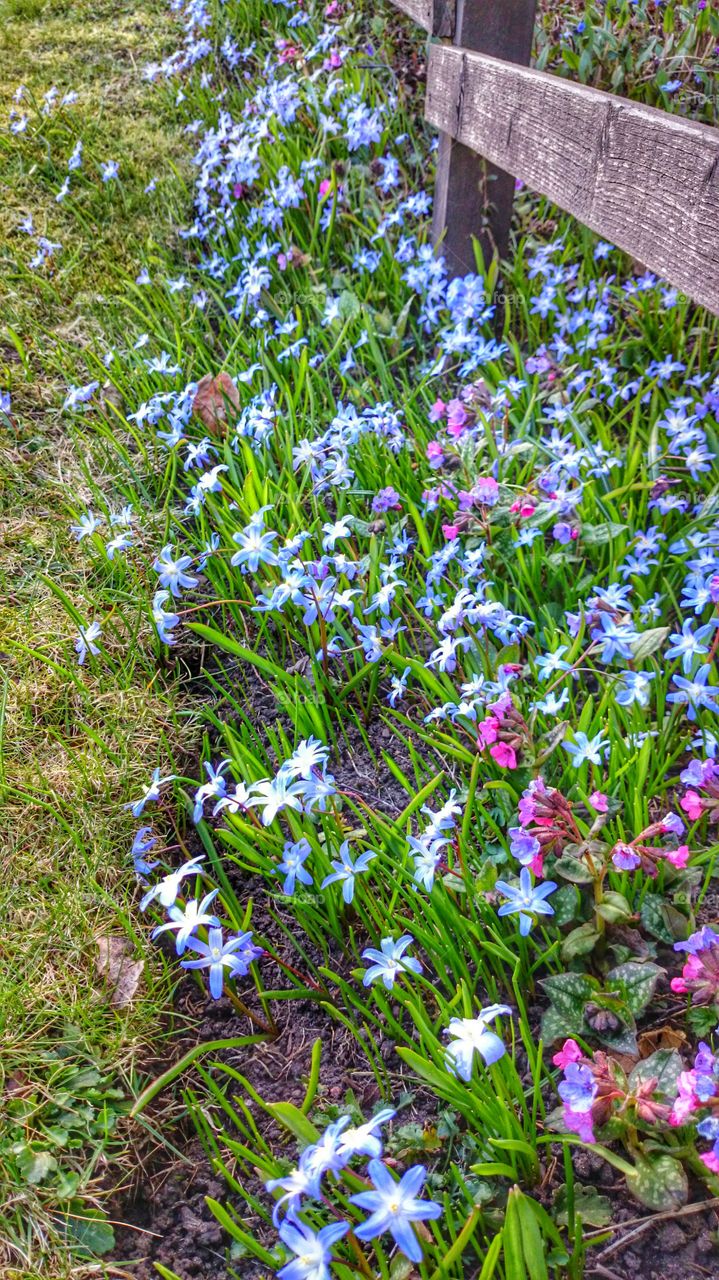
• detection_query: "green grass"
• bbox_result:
[0,1,200,1272]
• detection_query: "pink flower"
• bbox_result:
[488,693,512,721]
[446,399,468,436]
[563,1107,595,1143]
[426,440,444,468]
[680,790,704,821]
[589,790,608,812]
[442,524,459,541]
[490,742,517,769]
[670,1071,699,1126]
[552,1039,583,1069]
[701,1151,719,1174]
[476,716,500,748]
[529,851,544,877]
[318,179,332,199]
[510,499,536,517]
[666,844,690,869]
[429,398,446,422]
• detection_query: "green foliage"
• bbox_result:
[540,963,662,1052]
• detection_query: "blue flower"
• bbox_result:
[667,665,719,721]
[563,730,608,768]
[321,841,375,903]
[666,620,716,674]
[74,620,102,665]
[558,1062,597,1113]
[508,827,540,866]
[153,543,198,597]
[131,827,158,879]
[277,837,313,895]
[151,889,221,954]
[337,1107,395,1160]
[230,522,279,572]
[445,1005,512,1079]
[140,856,205,912]
[152,590,180,645]
[266,1151,322,1225]
[362,934,422,989]
[181,926,260,999]
[277,1218,349,1280]
[127,766,175,817]
[350,1159,442,1263]
[494,868,557,936]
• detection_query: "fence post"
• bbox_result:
[430,0,538,278]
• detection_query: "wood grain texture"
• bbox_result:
[430,0,537,277]
[426,45,719,312]
[387,0,432,32]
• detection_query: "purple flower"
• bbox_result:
[558,1062,597,1114]
[372,486,401,513]
[508,827,540,866]
[611,842,641,871]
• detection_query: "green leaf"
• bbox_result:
[606,961,662,1014]
[595,891,631,924]
[540,1006,583,1044]
[582,521,627,546]
[542,972,597,1001]
[265,1101,320,1145]
[639,893,675,943]
[625,1153,688,1212]
[553,854,594,885]
[186,623,295,686]
[554,1182,611,1229]
[389,1257,415,1280]
[561,923,601,961]
[396,1047,453,1095]
[597,1022,638,1055]
[551,883,582,927]
[64,1210,115,1257]
[17,1148,58,1185]
[338,289,361,320]
[631,627,670,662]
[512,1189,549,1280]
[629,1050,683,1097]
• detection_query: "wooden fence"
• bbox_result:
[388,0,719,315]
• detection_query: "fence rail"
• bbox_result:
[388,0,719,314]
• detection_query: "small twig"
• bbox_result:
[595,1197,719,1261]
[588,1266,627,1280]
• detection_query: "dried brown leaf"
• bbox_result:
[95,935,144,1008]
[192,371,239,435]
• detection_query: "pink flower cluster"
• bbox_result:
[476,692,529,771]
[609,812,688,875]
[671,926,719,1007]
[679,757,719,824]
[511,777,582,877]
[669,1042,719,1172]
[553,1039,672,1145]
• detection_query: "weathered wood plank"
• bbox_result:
[387,0,432,33]
[426,44,719,313]
[430,0,537,278]
[387,0,453,36]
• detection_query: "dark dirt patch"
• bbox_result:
[111,974,381,1279]
[572,1148,719,1280]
